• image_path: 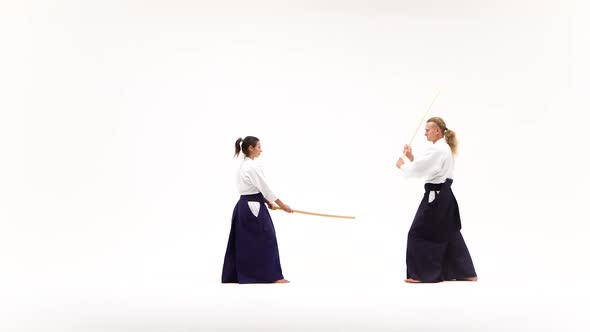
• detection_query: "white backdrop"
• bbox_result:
[2,0,589,331]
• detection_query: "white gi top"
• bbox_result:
[400,138,454,184]
[236,157,278,202]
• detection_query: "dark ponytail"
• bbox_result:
[234,138,243,158]
[233,136,259,158]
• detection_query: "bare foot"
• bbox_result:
[274,278,290,283]
[404,278,422,283]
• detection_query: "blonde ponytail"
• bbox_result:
[427,117,458,155]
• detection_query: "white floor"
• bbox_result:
[3,274,588,331]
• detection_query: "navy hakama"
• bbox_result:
[406,178,477,282]
[222,193,284,283]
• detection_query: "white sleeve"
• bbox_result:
[399,146,443,178]
[244,164,278,203]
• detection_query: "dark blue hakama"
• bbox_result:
[222,193,284,283]
[406,179,477,282]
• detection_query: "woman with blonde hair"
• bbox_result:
[396,117,477,283]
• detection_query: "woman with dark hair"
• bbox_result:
[396,117,477,283]
[222,136,292,284]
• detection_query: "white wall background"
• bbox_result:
[2,0,589,331]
